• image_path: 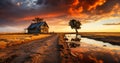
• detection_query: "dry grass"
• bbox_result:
[0,34,59,63]
[0,34,50,49]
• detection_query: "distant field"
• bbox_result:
[0,33,50,49]
[80,32,120,45]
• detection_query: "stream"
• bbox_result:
[65,34,120,50]
[81,38,120,50]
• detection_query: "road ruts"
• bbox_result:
[0,34,60,63]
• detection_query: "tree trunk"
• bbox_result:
[75,28,78,39]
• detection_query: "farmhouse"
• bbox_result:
[27,21,49,34]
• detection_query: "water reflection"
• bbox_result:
[81,38,120,50]
[65,34,120,63]
[65,34,81,48]
[65,34,120,50]
[65,34,81,42]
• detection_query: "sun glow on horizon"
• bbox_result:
[49,17,120,32]
[0,17,120,33]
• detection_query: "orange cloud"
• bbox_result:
[69,0,106,15]
[19,12,65,21]
[88,0,106,11]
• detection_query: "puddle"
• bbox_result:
[81,38,120,50]
[65,34,120,50]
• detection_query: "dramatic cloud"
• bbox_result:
[36,0,120,14]
[0,0,120,28]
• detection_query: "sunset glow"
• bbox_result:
[0,0,120,32]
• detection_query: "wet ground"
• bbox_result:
[0,34,120,63]
[65,34,120,63]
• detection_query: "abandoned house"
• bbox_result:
[27,20,49,34]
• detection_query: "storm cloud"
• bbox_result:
[36,0,120,14]
[0,0,120,27]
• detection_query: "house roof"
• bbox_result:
[28,21,49,30]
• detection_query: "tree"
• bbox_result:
[32,17,43,23]
[69,19,81,39]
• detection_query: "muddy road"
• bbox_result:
[65,34,120,63]
[1,34,120,63]
[0,34,60,63]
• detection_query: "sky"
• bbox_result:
[0,0,120,32]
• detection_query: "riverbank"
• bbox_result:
[59,33,120,63]
[58,34,74,63]
[80,32,120,45]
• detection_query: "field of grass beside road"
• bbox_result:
[0,34,60,63]
[80,32,120,45]
[0,33,50,49]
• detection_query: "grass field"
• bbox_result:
[80,32,120,45]
[0,33,50,49]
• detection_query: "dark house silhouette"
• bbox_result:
[27,21,49,34]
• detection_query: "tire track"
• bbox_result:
[0,34,60,63]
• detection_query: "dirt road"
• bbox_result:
[0,34,60,63]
